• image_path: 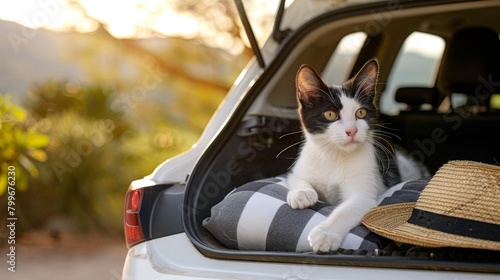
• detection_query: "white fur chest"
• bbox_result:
[291,140,383,204]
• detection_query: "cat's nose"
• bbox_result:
[346,128,358,137]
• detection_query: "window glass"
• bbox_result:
[380,32,445,115]
[321,32,367,85]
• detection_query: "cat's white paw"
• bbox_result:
[308,224,343,252]
[287,188,318,209]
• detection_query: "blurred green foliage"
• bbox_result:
[0,95,48,196]
[1,77,212,234]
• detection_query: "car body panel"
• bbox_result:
[123,234,500,280]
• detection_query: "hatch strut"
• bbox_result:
[234,0,265,68]
[272,0,292,43]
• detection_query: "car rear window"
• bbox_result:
[321,32,367,84]
[380,32,445,115]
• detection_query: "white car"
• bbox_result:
[122,0,500,279]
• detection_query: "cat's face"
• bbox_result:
[296,59,379,152]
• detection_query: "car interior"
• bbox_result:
[183,0,500,271]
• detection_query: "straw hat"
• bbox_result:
[363,160,500,250]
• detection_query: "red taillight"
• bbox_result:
[124,187,144,248]
[131,191,140,211]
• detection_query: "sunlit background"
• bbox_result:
[0,0,281,51]
[0,1,281,277]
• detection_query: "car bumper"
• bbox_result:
[121,233,499,280]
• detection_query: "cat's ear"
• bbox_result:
[296,65,329,104]
[351,59,379,99]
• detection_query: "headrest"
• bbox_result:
[438,27,500,96]
[395,87,436,110]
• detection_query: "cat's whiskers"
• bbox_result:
[370,134,397,176]
[374,122,396,129]
[373,129,401,141]
[370,139,394,175]
[373,123,400,131]
[275,130,305,169]
[371,123,401,141]
[372,136,395,154]
[276,140,306,159]
[309,136,340,157]
[279,130,303,139]
[371,132,398,177]
[321,141,340,162]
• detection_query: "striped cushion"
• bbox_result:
[203,175,421,252]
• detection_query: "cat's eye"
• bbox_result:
[323,110,337,121]
[356,108,367,119]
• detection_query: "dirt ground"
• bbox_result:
[1,231,128,280]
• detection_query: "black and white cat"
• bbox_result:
[287,59,428,252]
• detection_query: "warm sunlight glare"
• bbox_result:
[0,0,96,32]
[80,0,145,38]
[0,0,287,56]
[79,0,205,38]
[0,0,282,38]
[0,0,211,38]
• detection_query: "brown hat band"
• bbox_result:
[408,208,500,242]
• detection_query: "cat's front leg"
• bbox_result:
[308,193,377,252]
[308,222,343,252]
[286,174,318,209]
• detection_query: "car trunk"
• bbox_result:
[181,0,500,274]
[182,109,500,271]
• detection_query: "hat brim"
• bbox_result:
[362,203,500,251]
